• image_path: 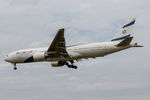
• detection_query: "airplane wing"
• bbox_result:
[45,28,69,59]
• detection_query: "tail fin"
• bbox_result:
[111,18,136,41]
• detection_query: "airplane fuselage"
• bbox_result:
[4,41,135,64]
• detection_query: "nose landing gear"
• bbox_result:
[13,63,17,70]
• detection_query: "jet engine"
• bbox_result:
[51,61,65,67]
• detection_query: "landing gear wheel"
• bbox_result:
[73,66,77,69]
[67,65,78,69]
[14,67,17,70]
[63,61,78,69]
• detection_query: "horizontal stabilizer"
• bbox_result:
[131,43,144,47]
[117,37,133,46]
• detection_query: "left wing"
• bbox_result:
[45,28,69,59]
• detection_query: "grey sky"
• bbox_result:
[0,0,150,100]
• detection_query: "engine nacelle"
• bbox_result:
[51,61,65,67]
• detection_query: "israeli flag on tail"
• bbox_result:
[111,18,136,41]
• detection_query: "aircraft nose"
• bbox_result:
[4,57,8,62]
[4,55,11,62]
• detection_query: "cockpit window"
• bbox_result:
[16,52,19,54]
[6,55,8,57]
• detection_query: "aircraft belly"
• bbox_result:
[103,46,130,55]
[45,57,72,62]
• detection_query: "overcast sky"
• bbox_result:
[0,0,150,100]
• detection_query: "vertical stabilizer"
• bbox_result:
[111,18,136,41]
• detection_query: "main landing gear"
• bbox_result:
[64,61,78,69]
[13,63,17,70]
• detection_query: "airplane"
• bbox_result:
[4,18,143,70]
